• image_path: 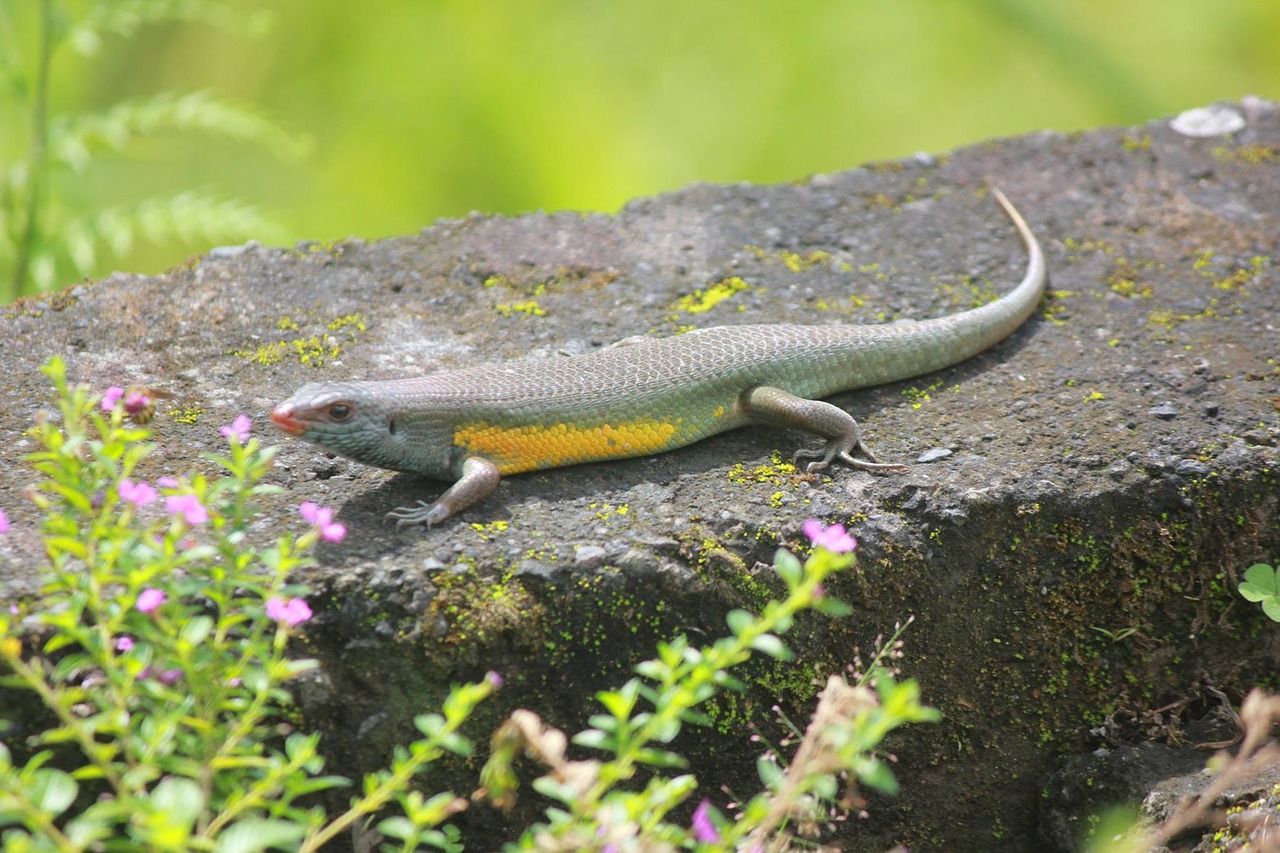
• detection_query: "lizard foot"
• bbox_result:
[386,500,449,528]
[793,443,910,474]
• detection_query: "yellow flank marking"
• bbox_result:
[713,405,725,418]
[454,418,680,474]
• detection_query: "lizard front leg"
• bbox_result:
[742,386,910,474]
[386,455,502,527]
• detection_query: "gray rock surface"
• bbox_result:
[2,99,1279,851]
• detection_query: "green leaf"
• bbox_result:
[213,818,306,853]
[376,815,417,841]
[857,757,900,794]
[725,608,754,637]
[596,679,640,719]
[1239,582,1271,603]
[151,776,204,829]
[774,548,803,585]
[29,768,77,816]
[813,596,854,617]
[413,714,445,737]
[438,732,473,758]
[1264,598,1280,622]
[571,729,611,751]
[179,615,214,646]
[586,714,619,734]
[631,747,688,769]
[749,633,793,661]
[756,755,785,789]
[1243,563,1279,593]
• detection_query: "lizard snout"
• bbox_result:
[270,403,305,435]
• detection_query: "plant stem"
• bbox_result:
[11,0,54,299]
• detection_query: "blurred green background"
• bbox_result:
[4,0,1279,298]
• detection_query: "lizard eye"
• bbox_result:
[327,403,353,421]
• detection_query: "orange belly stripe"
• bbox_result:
[454,418,681,474]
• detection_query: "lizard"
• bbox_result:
[271,188,1046,527]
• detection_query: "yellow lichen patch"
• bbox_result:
[778,250,831,272]
[327,313,367,332]
[590,503,631,521]
[727,452,799,486]
[672,276,755,314]
[169,404,202,425]
[469,520,510,540]
[1105,258,1158,298]
[1120,133,1152,152]
[454,418,680,474]
[1213,143,1279,165]
[495,300,546,318]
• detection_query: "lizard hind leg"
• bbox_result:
[741,386,910,474]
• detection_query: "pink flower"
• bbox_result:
[101,386,124,411]
[691,799,718,842]
[487,671,504,689]
[115,636,134,652]
[157,476,180,489]
[0,508,8,534]
[219,414,252,443]
[802,519,856,553]
[299,501,346,543]
[136,588,166,613]
[123,392,150,415]
[265,597,313,626]
[165,494,208,525]
[119,478,157,506]
[140,667,183,685]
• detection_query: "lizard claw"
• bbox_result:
[386,500,447,528]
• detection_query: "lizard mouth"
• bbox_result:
[270,404,305,435]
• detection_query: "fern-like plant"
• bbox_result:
[0,0,301,302]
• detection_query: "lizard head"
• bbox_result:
[271,381,453,477]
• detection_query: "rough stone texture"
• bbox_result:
[2,99,1279,851]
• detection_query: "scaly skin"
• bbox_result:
[272,189,1046,526]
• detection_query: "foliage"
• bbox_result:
[0,1,297,301]
[479,544,941,850]
[1,355,940,851]
[0,357,492,851]
[1238,562,1280,622]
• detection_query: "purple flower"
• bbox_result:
[165,494,208,525]
[265,597,313,626]
[157,476,180,489]
[487,671,504,689]
[119,478,157,506]
[299,501,346,543]
[140,667,183,685]
[691,799,719,842]
[219,414,252,443]
[0,508,8,534]
[802,518,856,553]
[136,588,166,613]
[101,386,124,411]
[115,636,134,652]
